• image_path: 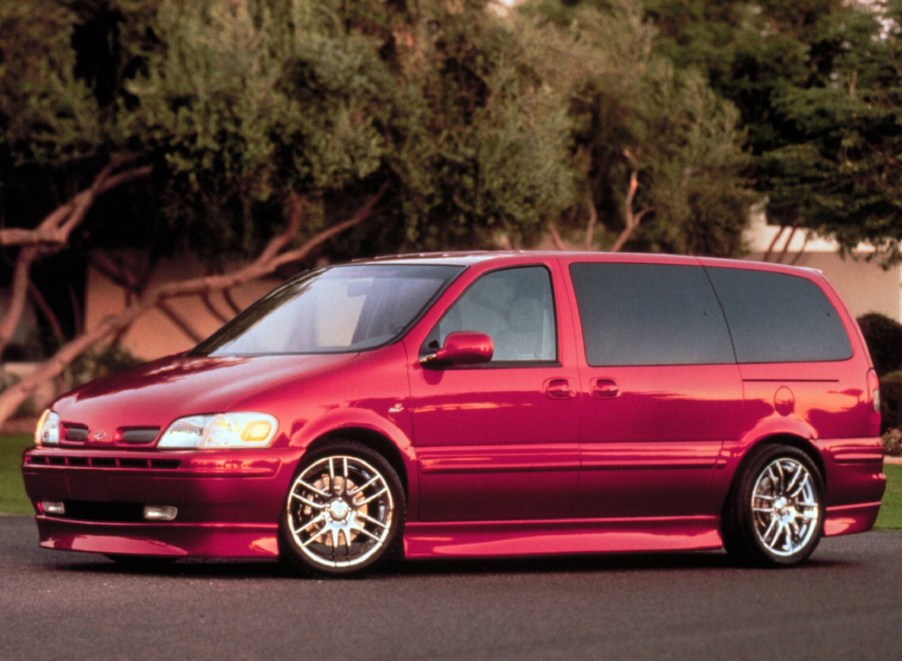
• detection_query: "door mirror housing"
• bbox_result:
[421,332,493,368]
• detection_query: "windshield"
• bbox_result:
[195,264,463,356]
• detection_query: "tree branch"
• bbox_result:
[0,162,151,248]
[0,187,385,425]
[547,222,567,251]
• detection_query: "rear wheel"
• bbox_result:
[723,444,824,567]
[280,442,404,577]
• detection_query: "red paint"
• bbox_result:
[21,252,886,564]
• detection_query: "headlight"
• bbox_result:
[158,412,278,449]
[35,410,60,446]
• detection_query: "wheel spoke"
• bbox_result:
[785,464,803,494]
[291,492,326,509]
[775,460,785,486]
[293,512,326,538]
[357,512,389,529]
[358,487,388,506]
[297,479,330,498]
[348,475,379,496]
[790,474,811,499]
[350,521,382,542]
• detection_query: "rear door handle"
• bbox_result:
[543,378,576,399]
[592,378,621,399]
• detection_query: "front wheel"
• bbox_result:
[723,445,824,567]
[280,442,405,577]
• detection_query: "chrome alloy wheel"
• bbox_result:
[751,457,820,558]
[286,454,395,569]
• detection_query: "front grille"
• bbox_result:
[121,428,160,444]
[60,423,161,446]
[63,424,88,442]
[25,455,181,470]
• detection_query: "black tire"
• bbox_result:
[279,441,405,577]
[722,444,824,567]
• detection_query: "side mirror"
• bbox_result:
[420,332,493,368]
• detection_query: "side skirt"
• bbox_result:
[403,516,723,559]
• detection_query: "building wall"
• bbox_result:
[85,252,281,360]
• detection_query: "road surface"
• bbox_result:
[0,516,899,660]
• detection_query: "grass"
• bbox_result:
[0,434,33,515]
[1,433,901,528]
[875,464,902,529]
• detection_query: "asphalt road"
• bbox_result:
[0,516,899,661]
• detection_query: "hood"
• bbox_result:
[52,353,357,445]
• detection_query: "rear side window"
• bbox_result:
[705,267,852,363]
[570,263,735,366]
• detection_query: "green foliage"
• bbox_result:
[521,0,752,256]
[885,428,902,457]
[0,435,33,516]
[876,464,902,530]
[858,313,902,377]
[0,2,104,164]
[646,0,902,264]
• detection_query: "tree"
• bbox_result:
[0,0,578,424]
[646,0,902,264]
[521,0,753,256]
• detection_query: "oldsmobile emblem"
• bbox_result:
[91,430,107,442]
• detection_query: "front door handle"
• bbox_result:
[543,378,575,399]
[592,378,621,399]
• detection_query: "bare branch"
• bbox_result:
[583,200,598,250]
[26,280,65,344]
[156,300,205,343]
[0,161,151,247]
[763,225,787,263]
[609,157,652,253]
[547,223,567,251]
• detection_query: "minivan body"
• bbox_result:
[22,252,885,575]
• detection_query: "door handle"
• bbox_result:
[592,378,621,399]
[543,378,575,399]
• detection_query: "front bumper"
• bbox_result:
[22,447,301,558]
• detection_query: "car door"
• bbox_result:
[406,263,581,522]
[566,259,744,520]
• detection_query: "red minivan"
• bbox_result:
[22,252,885,575]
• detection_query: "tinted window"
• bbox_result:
[196,264,462,355]
[706,267,852,363]
[570,263,735,366]
[423,266,557,362]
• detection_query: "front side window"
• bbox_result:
[423,266,557,363]
[570,263,735,366]
[196,264,462,356]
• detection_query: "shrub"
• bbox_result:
[885,428,902,456]
[858,313,902,377]
[881,371,902,433]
